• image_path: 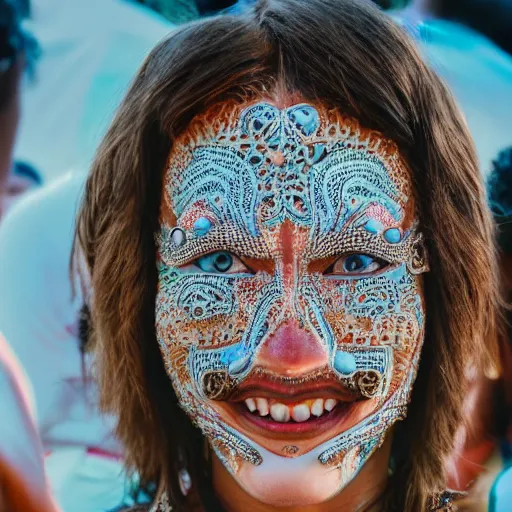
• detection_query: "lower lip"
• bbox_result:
[234,402,357,436]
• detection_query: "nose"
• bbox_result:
[254,320,329,376]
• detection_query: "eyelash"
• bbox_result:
[325,253,389,276]
[182,251,253,275]
[183,251,389,277]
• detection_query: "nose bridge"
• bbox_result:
[255,223,329,375]
[279,260,309,330]
[255,220,329,376]
[278,220,307,321]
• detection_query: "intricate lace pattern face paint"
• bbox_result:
[155,100,428,506]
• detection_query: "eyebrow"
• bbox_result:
[157,223,273,267]
[307,227,413,265]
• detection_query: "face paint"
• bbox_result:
[155,100,428,506]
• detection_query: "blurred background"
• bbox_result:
[0,0,511,511]
[7,0,512,188]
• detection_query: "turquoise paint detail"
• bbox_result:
[194,217,212,236]
[334,351,357,375]
[384,227,401,244]
[364,218,383,234]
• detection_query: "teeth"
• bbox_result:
[291,404,310,422]
[270,403,290,422]
[311,398,324,417]
[244,397,339,422]
[256,398,269,416]
[324,398,337,412]
[245,398,256,412]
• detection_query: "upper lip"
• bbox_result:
[230,369,360,403]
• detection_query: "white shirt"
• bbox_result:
[0,173,115,451]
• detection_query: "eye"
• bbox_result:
[326,253,388,276]
[181,251,252,275]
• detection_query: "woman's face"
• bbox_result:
[155,99,428,506]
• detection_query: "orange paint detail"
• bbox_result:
[271,150,285,167]
[178,200,217,231]
[280,220,295,273]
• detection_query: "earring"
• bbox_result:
[178,469,192,497]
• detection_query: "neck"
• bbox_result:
[211,437,392,512]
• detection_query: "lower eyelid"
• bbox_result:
[324,263,396,279]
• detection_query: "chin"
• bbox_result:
[239,465,343,507]
[220,437,362,508]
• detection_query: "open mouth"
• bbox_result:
[212,371,371,444]
[222,373,364,438]
[244,396,338,422]
[232,395,357,436]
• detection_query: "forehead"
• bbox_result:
[161,100,413,230]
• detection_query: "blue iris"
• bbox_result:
[195,251,234,273]
[343,254,375,273]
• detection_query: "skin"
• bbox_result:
[156,97,427,508]
[212,435,392,512]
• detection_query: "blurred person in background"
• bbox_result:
[134,0,253,23]
[0,172,154,511]
[0,335,59,512]
[13,0,171,183]
[398,0,512,56]
[0,0,172,510]
[439,0,512,56]
[135,0,230,22]
[391,0,512,179]
[375,0,512,56]
[0,1,57,510]
[0,0,23,218]
[2,160,42,214]
[485,146,512,512]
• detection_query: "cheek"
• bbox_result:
[317,272,423,341]
[312,266,425,385]
[154,268,272,383]
[156,270,239,347]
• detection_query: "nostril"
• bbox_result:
[254,320,329,376]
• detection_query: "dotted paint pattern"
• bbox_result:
[155,101,428,477]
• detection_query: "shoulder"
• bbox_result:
[0,172,85,268]
[0,173,86,355]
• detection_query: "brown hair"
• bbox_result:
[76,0,499,510]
